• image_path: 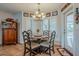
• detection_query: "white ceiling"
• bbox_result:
[0,3,64,14]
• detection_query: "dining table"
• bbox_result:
[31,35,49,44]
[30,35,49,54]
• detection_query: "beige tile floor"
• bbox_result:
[0,44,69,56]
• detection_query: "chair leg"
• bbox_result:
[49,48,51,56]
[30,51,31,56]
[24,47,26,56]
[52,42,55,54]
[52,46,55,54]
[53,48,55,54]
[29,48,32,56]
[45,48,48,53]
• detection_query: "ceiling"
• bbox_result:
[0,3,65,14]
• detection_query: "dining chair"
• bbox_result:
[43,30,49,40]
[40,31,56,56]
[27,30,32,39]
[43,30,49,36]
[22,31,39,56]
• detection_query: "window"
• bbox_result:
[42,17,57,33]
[31,17,35,34]
[42,18,49,31]
[50,16,57,32]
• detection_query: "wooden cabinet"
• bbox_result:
[2,18,18,45]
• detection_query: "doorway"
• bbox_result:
[64,10,74,54]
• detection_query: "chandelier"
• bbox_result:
[32,3,45,20]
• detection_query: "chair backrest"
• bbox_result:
[49,31,56,47]
[43,30,49,36]
[50,31,56,42]
[22,31,30,42]
[27,30,32,38]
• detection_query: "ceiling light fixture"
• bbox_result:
[32,3,45,20]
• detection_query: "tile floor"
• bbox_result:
[0,44,70,56]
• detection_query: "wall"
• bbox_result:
[0,11,14,45]
[13,12,23,44]
[73,3,79,56]
[56,10,62,43]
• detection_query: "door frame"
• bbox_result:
[61,4,75,55]
[64,9,74,54]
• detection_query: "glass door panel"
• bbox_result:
[65,11,74,54]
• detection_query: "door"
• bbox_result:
[4,29,9,44]
[64,10,74,54]
[9,29,16,44]
[3,29,16,45]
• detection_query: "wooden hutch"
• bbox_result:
[2,18,18,45]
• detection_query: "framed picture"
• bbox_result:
[30,13,34,17]
[52,11,58,16]
[46,13,51,17]
[23,12,29,17]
